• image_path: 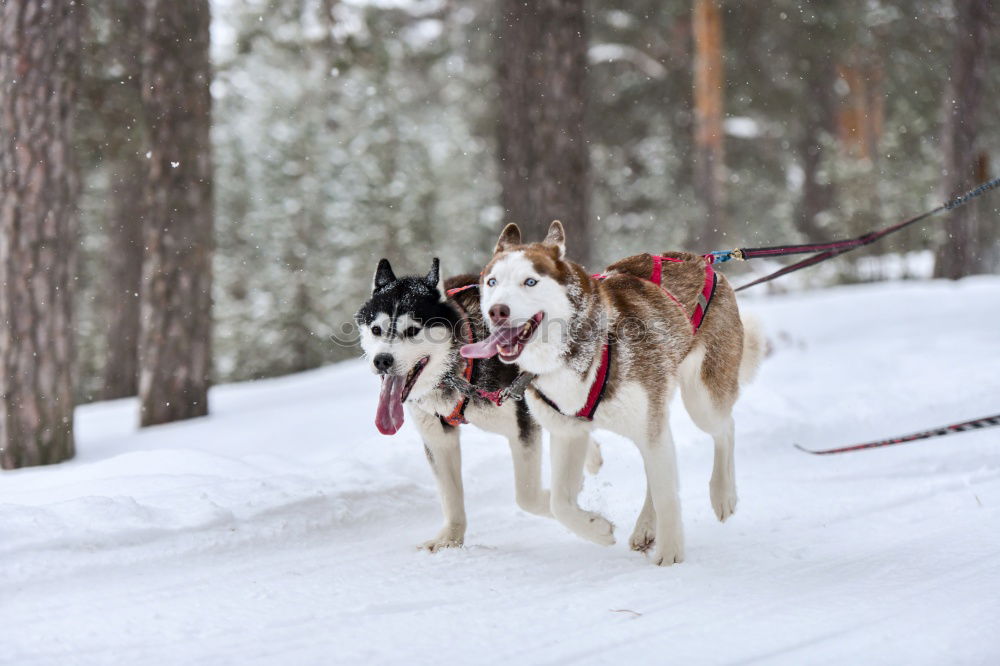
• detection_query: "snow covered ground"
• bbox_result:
[3,278,999,666]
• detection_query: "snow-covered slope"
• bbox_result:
[3,278,999,666]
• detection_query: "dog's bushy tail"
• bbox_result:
[739,313,765,385]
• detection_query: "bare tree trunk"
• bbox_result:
[0,1,81,468]
[497,0,591,262]
[98,0,147,400]
[972,153,997,271]
[138,0,214,426]
[835,58,884,161]
[691,0,725,249]
[934,0,991,279]
[796,51,837,240]
[102,153,145,399]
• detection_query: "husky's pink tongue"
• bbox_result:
[375,374,407,435]
[461,326,520,359]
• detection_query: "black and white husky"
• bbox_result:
[355,257,600,551]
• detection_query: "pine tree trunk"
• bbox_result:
[972,153,996,271]
[933,0,990,279]
[138,0,214,426]
[0,1,81,469]
[497,0,591,262]
[796,49,837,240]
[98,0,147,400]
[102,152,145,399]
[691,0,726,249]
[835,59,884,161]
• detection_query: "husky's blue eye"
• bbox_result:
[487,277,497,287]
[524,278,538,287]
[371,325,383,336]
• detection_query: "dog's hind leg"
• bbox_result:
[679,345,738,522]
[637,416,685,566]
[549,428,615,545]
[627,377,680,553]
[705,417,736,522]
[412,409,466,552]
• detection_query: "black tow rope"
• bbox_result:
[703,177,1000,456]
[708,176,1000,292]
[795,413,1000,455]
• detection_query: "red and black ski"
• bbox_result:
[795,413,1000,455]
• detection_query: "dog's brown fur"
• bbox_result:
[604,251,746,410]
[483,234,748,422]
[477,221,762,565]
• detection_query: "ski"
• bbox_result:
[795,413,1000,455]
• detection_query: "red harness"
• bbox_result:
[533,338,612,421]
[440,284,479,426]
[650,254,718,333]
[539,254,717,421]
[442,255,718,424]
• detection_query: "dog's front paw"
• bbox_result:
[710,480,738,522]
[582,512,616,546]
[650,535,685,566]
[418,525,465,553]
[628,521,655,553]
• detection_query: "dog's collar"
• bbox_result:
[437,283,537,419]
[440,368,533,407]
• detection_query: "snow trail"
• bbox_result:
[2,279,999,665]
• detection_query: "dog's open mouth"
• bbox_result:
[460,312,544,363]
[375,356,429,435]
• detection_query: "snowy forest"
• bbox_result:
[2,0,997,468]
[2,1,999,663]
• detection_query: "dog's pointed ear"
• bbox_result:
[373,258,396,292]
[425,257,445,300]
[543,220,566,259]
[494,223,521,255]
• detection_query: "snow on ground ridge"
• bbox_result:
[1,277,999,666]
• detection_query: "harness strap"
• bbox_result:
[650,255,716,334]
[538,254,716,422]
[533,337,612,422]
[445,283,479,297]
[649,255,686,319]
[692,259,718,330]
[577,339,612,420]
[440,285,477,426]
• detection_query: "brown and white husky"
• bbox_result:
[462,221,763,565]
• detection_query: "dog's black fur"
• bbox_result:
[354,258,557,551]
[355,258,531,438]
[356,259,461,336]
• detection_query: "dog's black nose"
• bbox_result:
[489,303,510,325]
[373,353,394,373]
